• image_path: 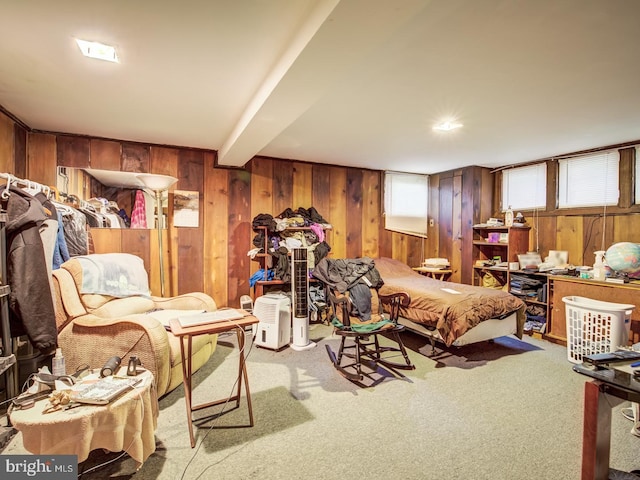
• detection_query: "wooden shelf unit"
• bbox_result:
[252,224,331,298]
[471,225,530,287]
[508,269,549,335]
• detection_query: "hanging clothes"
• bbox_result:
[104,213,124,228]
[53,201,89,256]
[52,209,71,269]
[34,191,59,309]
[35,190,58,275]
[130,189,148,228]
[0,185,57,355]
[79,206,103,227]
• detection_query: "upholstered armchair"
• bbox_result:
[52,253,218,397]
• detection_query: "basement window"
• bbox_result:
[502,163,547,211]
[558,151,619,208]
[383,171,429,237]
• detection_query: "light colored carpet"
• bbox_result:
[4,323,640,479]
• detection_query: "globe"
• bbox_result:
[605,242,640,275]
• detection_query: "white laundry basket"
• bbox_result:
[563,296,636,364]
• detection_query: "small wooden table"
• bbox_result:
[412,266,452,281]
[169,312,259,447]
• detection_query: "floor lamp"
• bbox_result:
[137,174,178,297]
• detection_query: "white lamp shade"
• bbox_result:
[137,173,178,191]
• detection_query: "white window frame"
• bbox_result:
[383,171,429,237]
[501,163,547,212]
[558,151,619,208]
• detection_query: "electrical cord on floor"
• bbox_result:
[178,323,257,480]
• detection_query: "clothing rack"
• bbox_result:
[0,172,51,200]
[0,174,19,388]
[0,171,61,446]
[57,190,96,212]
[0,187,16,446]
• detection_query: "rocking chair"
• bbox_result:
[325,286,414,382]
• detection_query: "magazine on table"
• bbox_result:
[71,375,143,405]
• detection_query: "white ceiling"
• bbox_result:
[1,0,640,175]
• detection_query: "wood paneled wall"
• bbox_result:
[520,211,640,269]
[2,109,639,309]
[428,166,494,284]
[0,111,428,307]
[493,149,640,270]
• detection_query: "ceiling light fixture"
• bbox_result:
[433,120,463,132]
[75,38,119,63]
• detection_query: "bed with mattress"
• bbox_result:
[374,257,526,348]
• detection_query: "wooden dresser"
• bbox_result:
[548,275,640,345]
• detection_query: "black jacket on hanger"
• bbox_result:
[2,185,57,355]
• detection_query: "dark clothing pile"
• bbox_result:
[277,207,328,225]
[252,213,277,232]
[312,257,383,321]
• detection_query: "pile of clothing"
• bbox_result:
[249,207,332,282]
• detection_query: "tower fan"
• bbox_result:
[290,247,316,351]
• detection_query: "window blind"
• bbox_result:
[384,171,429,237]
[558,152,619,208]
[502,163,547,211]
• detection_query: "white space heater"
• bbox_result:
[290,248,316,351]
[239,294,253,313]
[253,293,291,351]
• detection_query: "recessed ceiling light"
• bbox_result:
[433,120,463,132]
[75,38,119,63]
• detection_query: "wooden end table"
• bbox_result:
[412,266,452,281]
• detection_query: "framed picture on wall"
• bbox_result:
[173,190,199,227]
